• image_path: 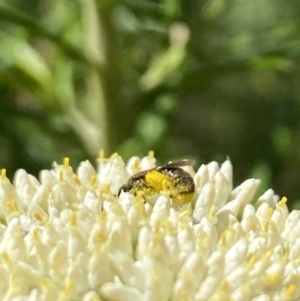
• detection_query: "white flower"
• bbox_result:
[0,153,299,300]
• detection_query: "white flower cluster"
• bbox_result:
[0,153,299,301]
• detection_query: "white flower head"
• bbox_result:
[0,152,298,300]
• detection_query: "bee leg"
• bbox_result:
[134,192,147,204]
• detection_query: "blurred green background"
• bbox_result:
[1,0,300,207]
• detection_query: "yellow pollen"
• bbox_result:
[60,282,73,297]
[283,284,297,298]
[248,254,257,266]
[98,210,107,223]
[3,202,10,212]
[145,170,166,191]
[220,231,227,247]
[133,158,140,170]
[102,183,111,194]
[2,251,11,263]
[164,223,173,235]
[152,265,162,281]
[277,196,288,209]
[109,152,118,160]
[4,200,19,213]
[33,228,41,243]
[148,150,155,158]
[151,227,163,251]
[133,198,147,219]
[90,175,97,187]
[176,290,191,301]
[73,174,82,186]
[32,211,44,222]
[219,280,229,294]
[267,207,273,217]
[0,169,6,179]
[153,218,165,231]
[70,212,77,226]
[179,208,192,219]
[99,149,105,159]
[208,205,216,222]
[97,231,107,244]
[11,200,18,211]
[265,248,274,259]
[263,221,269,232]
[283,249,289,262]
[63,157,70,167]
[180,270,192,282]
[39,278,51,290]
[265,272,280,284]
[162,178,167,191]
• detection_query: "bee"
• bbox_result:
[118,160,195,205]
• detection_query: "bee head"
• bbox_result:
[118,183,132,196]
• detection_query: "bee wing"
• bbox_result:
[166,159,195,167]
[129,168,154,180]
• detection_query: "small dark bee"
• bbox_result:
[118,160,195,205]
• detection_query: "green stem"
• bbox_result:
[80,0,125,153]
